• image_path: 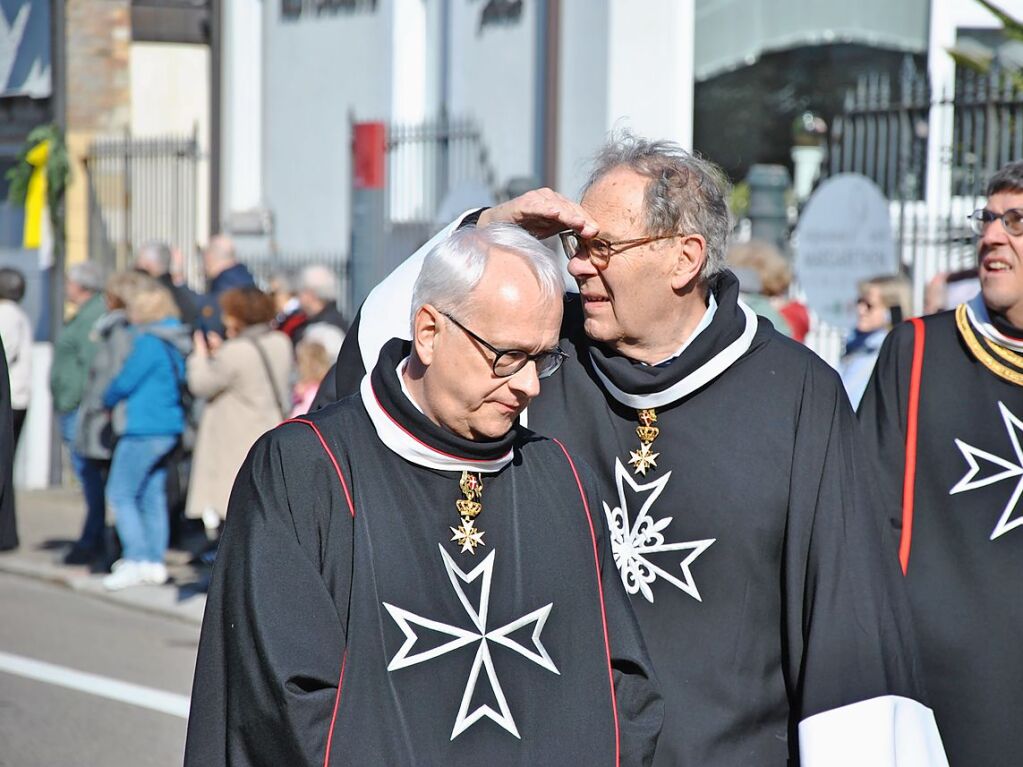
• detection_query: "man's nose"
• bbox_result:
[981,216,1011,248]
[507,360,541,400]
[566,251,598,279]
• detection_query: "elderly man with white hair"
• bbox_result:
[185,223,662,766]
[296,263,347,340]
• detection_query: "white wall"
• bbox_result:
[261,5,393,253]
[130,42,211,246]
[221,0,264,219]
[447,0,539,188]
[558,0,694,198]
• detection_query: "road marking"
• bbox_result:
[0,650,190,718]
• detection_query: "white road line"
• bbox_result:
[0,650,190,719]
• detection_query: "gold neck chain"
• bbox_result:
[628,408,661,476]
[956,304,1023,387]
[450,471,486,554]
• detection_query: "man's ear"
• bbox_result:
[670,234,707,291]
[412,304,442,366]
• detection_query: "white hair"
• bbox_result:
[136,241,172,274]
[298,321,345,360]
[300,264,340,303]
[410,223,564,329]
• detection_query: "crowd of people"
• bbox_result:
[0,235,348,588]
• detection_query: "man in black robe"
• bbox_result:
[184,223,662,766]
[319,133,948,766]
[0,336,18,551]
[858,161,1023,766]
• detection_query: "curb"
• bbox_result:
[0,553,207,627]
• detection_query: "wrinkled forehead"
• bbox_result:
[580,167,650,235]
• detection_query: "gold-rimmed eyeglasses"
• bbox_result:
[558,229,681,269]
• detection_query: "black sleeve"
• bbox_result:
[783,357,943,762]
[0,336,17,551]
[184,422,354,767]
[580,464,663,766]
[856,322,916,539]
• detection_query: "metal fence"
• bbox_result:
[245,251,353,320]
[828,58,1023,306]
[807,58,1023,365]
[352,113,497,301]
[84,128,202,283]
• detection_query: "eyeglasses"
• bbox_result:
[968,208,1023,236]
[442,313,568,379]
[558,230,680,269]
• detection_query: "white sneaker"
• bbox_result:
[102,560,149,591]
[143,562,168,585]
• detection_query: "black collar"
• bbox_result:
[582,271,759,408]
[362,338,518,471]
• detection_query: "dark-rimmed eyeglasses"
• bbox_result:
[968,208,1023,236]
[442,313,568,379]
[558,229,681,269]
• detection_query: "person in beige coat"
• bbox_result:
[187,287,293,532]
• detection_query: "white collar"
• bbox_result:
[360,361,514,474]
[590,298,759,410]
[966,294,1023,353]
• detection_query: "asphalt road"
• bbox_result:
[0,572,199,767]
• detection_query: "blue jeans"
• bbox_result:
[106,435,178,563]
[59,410,107,550]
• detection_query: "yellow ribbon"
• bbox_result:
[22,139,49,249]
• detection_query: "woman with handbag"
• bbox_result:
[101,284,191,590]
[186,287,293,544]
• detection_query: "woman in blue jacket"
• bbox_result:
[101,284,191,590]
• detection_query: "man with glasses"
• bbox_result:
[858,160,1023,766]
[185,223,661,766]
[319,132,946,766]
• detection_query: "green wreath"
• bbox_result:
[5,123,71,242]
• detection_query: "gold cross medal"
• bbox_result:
[628,408,661,476]
[451,471,486,554]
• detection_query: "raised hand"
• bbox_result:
[477,188,599,240]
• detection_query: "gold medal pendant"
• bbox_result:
[450,471,486,554]
[628,408,661,476]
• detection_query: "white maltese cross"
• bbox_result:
[383,545,559,740]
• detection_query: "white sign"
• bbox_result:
[794,174,897,329]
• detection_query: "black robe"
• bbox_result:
[858,296,1023,767]
[185,339,662,766]
[318,214,948,766]
[0,335,17,551]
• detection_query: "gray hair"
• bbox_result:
[0,267,26,302]
[67,261,105,293]
[300,264,340,303]
[136,241,172,274]
[583,130,732,283]
[411,223,563,329]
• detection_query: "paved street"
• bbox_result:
[0,572,198,767]
[0,489,210,766]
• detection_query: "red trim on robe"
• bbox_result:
[280,418,355,767]
[553,438,621,767]
[899,319,926,575]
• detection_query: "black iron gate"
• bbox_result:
[349,111,499,308]
[827,57,1023,308]
[84,128,201,283]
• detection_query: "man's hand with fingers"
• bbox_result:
[477,188,600,240]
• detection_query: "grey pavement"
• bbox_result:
[0,487,209,626]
